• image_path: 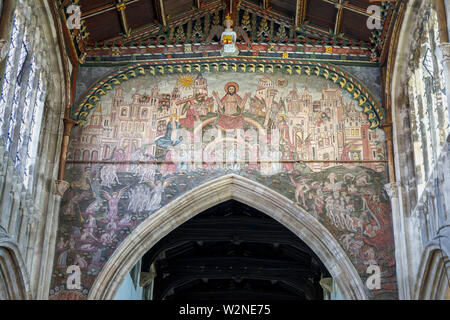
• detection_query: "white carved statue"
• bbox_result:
[220,15,239,56]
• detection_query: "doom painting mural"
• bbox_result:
[49,71,397,300]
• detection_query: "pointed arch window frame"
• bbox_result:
[0,11,48,191]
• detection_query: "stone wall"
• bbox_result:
[0,0,69,300]
[390,0,450,300]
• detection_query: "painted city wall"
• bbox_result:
[49,64,397,300]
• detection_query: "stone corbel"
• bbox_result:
[139,272,154,288]
[384,182,399,199]
[0,38,7,62]
[319,278,333,297]
[140,264,157,288]
[55,180,70,197]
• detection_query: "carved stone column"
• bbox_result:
[384,181,413,299]
[55,118,77,196]
[384,182,399,200]
[437,42,450,124]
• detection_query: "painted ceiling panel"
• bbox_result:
[58,0,402,64]
[305,1,337,31]
[84,10,123,42]
[164,0,196,18]
[78,0,114,13]
[269,0,298,17]
[341,9,373,41]
[347,0,374,9]
[125,1,158,29]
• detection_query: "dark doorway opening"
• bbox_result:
[141,200,331,300]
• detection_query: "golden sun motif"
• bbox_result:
[176,75,195,89]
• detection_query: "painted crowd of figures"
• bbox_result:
[51,74,396,299]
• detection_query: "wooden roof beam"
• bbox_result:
[81,0,139,19]
[155,0,167,26]
[296,0,307,26]
[322,0,373,17]
[115,0,132,37]
[334,0,344,35]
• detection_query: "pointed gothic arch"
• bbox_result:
[0,230,31,300]
[88,174,368,300]
[414,243,450,300]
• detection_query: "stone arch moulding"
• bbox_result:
[413,243,450,300]
[72,57,385,129]
[0,231,32,300]
[88,174,368,300]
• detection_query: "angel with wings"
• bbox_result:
[101,186,128,222]
[146,178,174,212]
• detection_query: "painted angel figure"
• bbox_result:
[146,178,174,212]
[101,186,128,222]
[220,14,239,56]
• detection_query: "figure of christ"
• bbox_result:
[212,82,250,130]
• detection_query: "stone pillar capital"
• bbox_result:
[384,182,399,199]
[0,38,7,63]
[63,118,77,136]
[55,180,70,197]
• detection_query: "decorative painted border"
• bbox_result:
[72,57,385,129]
